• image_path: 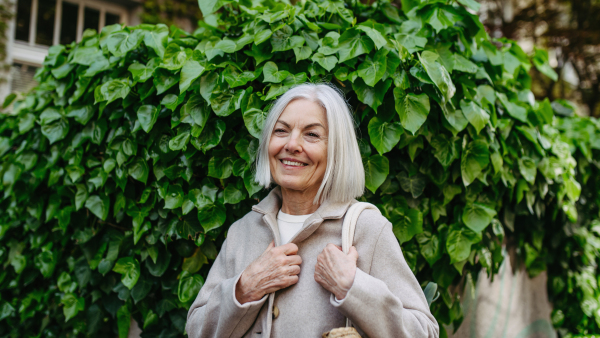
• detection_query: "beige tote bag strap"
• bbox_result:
[341,202,381,327]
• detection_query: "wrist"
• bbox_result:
[235,273,262,304]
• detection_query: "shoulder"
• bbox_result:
[354,202,391,238]
[225,208,265,239]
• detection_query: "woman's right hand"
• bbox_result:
[235,241,302,304]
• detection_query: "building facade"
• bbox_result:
[1,0,143,103]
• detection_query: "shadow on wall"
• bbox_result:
[448,248,556,338]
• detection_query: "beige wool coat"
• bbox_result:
[186,187,439,338]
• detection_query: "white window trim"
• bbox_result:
[13,0,129,66]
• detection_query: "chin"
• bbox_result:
[277,179,308,192]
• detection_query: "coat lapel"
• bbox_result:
[251,187,354,337]
[251,187,354,245]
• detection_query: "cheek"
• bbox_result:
[268,137,284,158]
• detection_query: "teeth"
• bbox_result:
[282,160,306,166]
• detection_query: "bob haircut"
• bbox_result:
[254,83,365,204]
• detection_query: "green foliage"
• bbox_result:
[0,0,597,336]
[547,116,600,336]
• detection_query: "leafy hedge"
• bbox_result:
[548,116,600,336]
[0,0,598,336]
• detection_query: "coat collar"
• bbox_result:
[252,186,354,245]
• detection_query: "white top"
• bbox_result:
[277,210,312,244]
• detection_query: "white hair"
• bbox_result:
[254,83,365,204]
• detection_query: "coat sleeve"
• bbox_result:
[331,222,440,338]
[186,238,267,338]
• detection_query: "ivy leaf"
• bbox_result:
[518,157,537,184]
[390,206,423,244]
[61,294,85,322]
[419,51,456,101]
[394,88,430,135]
[497,93,528,123]
[164,184,184,209]
[293,46,312,62]
[137,105,159,133]
[117,304,131,338]
[337,29,374,63]
[460,100,489,134]
[182,249,208,274]
[446,223,481,264]
[128,157,149,184]
[224,183,246,204]
[143,24,169,59]
[263,61,290,83]
[353,78,392,112]
[461,138,490,186]
[270,26,305,52]
[112,257,141,290]
[41,118,69,144]
[85,195,110,221]
[368,116,403,155]
[66,105,95,125]
[397,172,427,198]
[532,49,558,81]
[107,30,144,57]
[243,108,268,139]
[311,53,338,72]
[192,119,225,153]
[177,214,203,240]
[462,202,497,233]
[128,58,159,83]
[356,21,388,49]
[357,48,388,86]
[457,0,481,11]
[364,155,389,193]
[416,231,442,266]
[197,203,226,232]
[431,134,460,170]
[145,250,171,277]
[178,271,205,303]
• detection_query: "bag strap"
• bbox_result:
[342,202,380,254]
[341,202,381,327]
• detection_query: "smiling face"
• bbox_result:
[268,99,329,196]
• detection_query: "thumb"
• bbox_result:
[265,240,275,252]
[348,246,359,262]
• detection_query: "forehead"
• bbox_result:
[278,99,327,127]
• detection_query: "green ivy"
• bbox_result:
[0,0,597,336]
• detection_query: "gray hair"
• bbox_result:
[254,83,365,204]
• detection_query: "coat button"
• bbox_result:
[272,305,279,319]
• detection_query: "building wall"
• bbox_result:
[1,0,142,104]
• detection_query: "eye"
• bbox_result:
[274,128,287,133]
[307,132,319,137]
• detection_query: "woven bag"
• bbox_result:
[321,202,381,338]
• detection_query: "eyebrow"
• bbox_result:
[276,120,326,130]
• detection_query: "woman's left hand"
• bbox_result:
[314,244,358,300]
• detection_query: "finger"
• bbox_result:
[281,242,299,255]
[348,246,359,262]
[285,254,302,266]
[265,240,275,252]
[288,264,301,276]
[326,243,339,251]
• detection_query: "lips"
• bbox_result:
[280,159,308,167]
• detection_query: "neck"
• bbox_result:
[280,186,321,215]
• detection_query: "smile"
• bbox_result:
[280,159,308,167]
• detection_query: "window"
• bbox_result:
[15,0,31,42]
[14,0,127,47]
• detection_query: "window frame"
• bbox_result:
[15,0,128,48]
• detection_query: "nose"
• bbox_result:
[284,130,302,153]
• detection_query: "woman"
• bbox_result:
[186,84,439,338]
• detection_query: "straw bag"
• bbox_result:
[322,202,381,338]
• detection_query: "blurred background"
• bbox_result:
[0,0,598,117]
